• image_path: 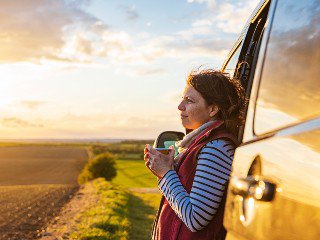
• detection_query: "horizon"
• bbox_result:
[0,137,154,141]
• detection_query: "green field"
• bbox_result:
[70,158,162,240]
[112,159,159,188]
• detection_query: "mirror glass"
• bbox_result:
[154,131,185,156]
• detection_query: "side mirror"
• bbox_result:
[153,131,185,148]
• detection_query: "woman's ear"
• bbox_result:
[209,105,219,117]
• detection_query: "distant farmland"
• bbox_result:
[0,146,88,240]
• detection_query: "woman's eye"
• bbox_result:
[182,96,193,103]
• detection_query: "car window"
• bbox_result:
[223,43,242,78]
[254,0,320,135]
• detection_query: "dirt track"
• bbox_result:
[0,146,88,240]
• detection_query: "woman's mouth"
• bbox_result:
[180,115,188,119]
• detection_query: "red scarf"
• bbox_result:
[153,120,239,240]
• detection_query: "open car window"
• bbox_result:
[222,1,271,141]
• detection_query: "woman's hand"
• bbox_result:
[144,144,175,179]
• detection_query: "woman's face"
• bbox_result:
[178,84,218,130]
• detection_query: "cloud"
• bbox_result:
[19,100,45,110]
[188,0,217,9]
[187,0,260,34]
[0,0,258,70]
[215,1,259,33]
[0,0,83,62]
[50,112,182,138]
[137,0,259,65]
[74,35,95,56]
[162,91,183,105]
[132,0,259,64]
[0,0,132,63]
[120,5,140,21]
[166,36,232,53]
[134,68,166,76]
[0,118,44,128]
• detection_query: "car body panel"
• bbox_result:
[225,120,320,240]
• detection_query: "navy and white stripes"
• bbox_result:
[158,139,235,232]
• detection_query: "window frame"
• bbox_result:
[221,41,242,79]
[222,0,272,142]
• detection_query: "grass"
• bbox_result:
[116,153,142,160]
[112,159,158,188]
[70,158,162,240]
[70,179,129,240]
[127,192,161,240]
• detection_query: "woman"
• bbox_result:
[144,69,245,240]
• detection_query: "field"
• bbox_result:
[0,141,161,240]
[68,158,162,240]
[0,146,88,240]
[112,159,158,188]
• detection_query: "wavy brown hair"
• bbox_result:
[187,69,246,136]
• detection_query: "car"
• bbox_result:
[221,0,319,239]
[155,0,320,239]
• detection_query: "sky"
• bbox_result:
[0,0,259,139]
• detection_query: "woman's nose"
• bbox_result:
[178,101,185,111]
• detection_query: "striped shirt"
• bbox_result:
[158,139,235,232]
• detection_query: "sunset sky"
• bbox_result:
[0,0,259,139]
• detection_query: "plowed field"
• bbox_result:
[0,146,88,240]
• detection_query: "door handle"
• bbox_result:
[230,176,276,202]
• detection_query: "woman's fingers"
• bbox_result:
[147,159,154,171]
[146,161,160,178]
[146,144,159,155]
[144,153,156,165]
[144,145,148,154]
[145,160,150,167]
[169,146,175,158]
[144,153,149,162]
